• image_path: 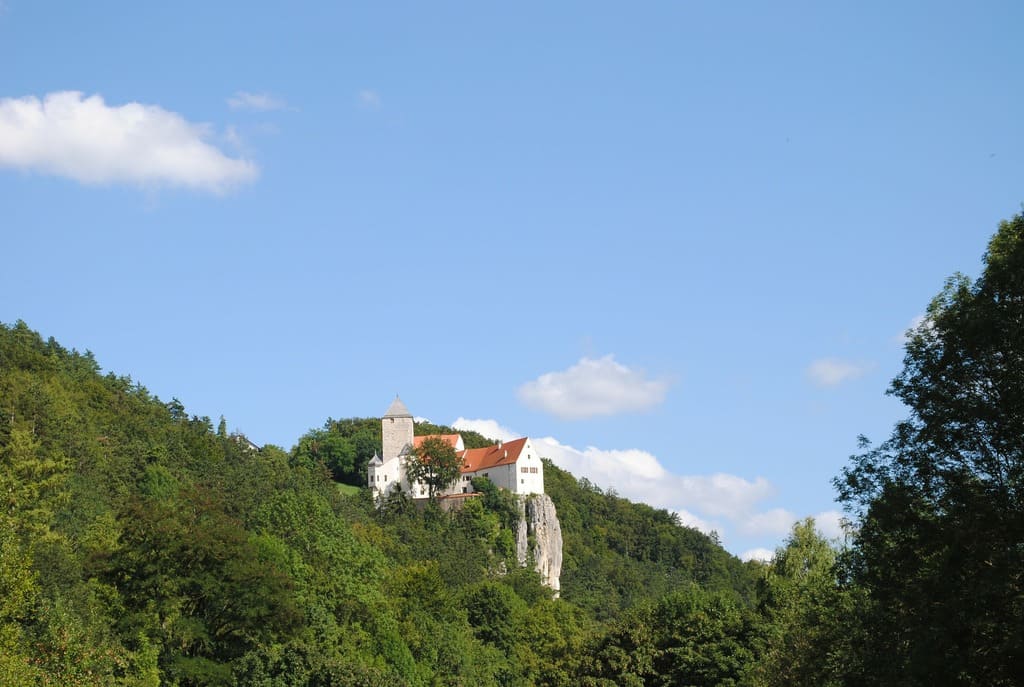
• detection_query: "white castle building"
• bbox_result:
[367,396,545,500]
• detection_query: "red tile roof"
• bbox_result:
[412,434,528,475]
[460,437,527,473]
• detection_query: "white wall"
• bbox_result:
[511,439,544,495]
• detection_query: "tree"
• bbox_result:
[835,212,1024,686]
[748,518,847,687]
[0,518,41,685]
[582,585,754,687]
[404,436,462,500]
[292,425,362,484]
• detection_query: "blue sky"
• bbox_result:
[2,1,1021,559]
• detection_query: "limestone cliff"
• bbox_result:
[515,494,563,596]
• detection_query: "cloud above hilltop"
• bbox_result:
[452,417,519,442]
[740,548,775,562]
[0,91,257,192]
[518,355,671,419]
[453,416,842,555]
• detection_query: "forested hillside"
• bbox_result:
[0,320,766,686]
[3,212,1021,686]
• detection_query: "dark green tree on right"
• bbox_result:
[836,212,1024,686]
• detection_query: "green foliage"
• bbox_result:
[0,322,411,684]
[544,460,758,619]
[582,585,754,687]
[836,212,1024,686]
[292,424,364,485]
[746,518,848,687]
[471,475,520,528]
[461,580,528,653]
[0,517,40,685]
[1,320,770,685]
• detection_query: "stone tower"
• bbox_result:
[381,395,414,461]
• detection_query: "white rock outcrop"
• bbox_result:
[515,494,563,596]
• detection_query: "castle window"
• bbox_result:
[529,467,538,474]
[521,467,528,473]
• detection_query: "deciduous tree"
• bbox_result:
[405,436,462,500]
[748,518,847,687]
[836,212,1024,686]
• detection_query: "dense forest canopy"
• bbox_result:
[0,319,764,686]
[2,210,1022,687]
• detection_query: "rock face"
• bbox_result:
[515,494,563,596]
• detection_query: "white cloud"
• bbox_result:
[452,417,519,442]
[741,547,775,563]
[736,508,845,539]
[518,355,671,419]
[357,90,382,109]
[227,91,288,111]
[0,91,257,192]
[739,508,798,536]
[674,509,719,536]
[813,510,845,539]
[449,416,838,556]
[806,358,872,387]
[534,436,776,524]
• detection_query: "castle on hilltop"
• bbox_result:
[367,396,545,501]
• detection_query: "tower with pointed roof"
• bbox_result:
[367,396,415,500]
[382,395,413,463]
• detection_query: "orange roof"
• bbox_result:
[413,434,462,450]
[460,437,528,473]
